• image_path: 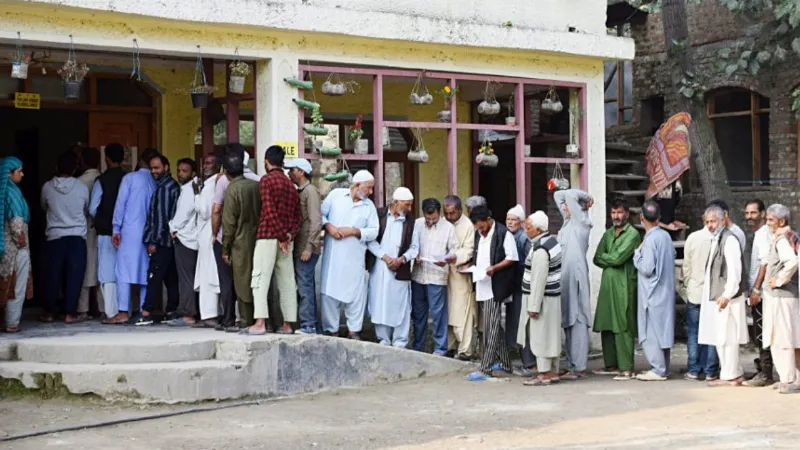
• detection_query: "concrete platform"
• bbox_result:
[0,323,469,403]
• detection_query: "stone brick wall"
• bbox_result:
[607,0,800,229]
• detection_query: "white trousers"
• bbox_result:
[717,315,744,380]
[101,283,118,318]
[199,287,219,320]
[374,304,411,348]
[3,249,29,328]
[771,347,800,384]
[321,294,366,333]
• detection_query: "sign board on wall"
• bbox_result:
[276,141,299,159]
[14,93,40,110]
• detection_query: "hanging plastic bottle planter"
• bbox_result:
[408,128,429,163]
[11,32,30,80]
[284,77,313,90]
[190,46,215,109]
[477,81,502,116]
[228,49,250,94]
[410,71,433,105]
[57,35,90,101]
[475,140,498,168]
[304,106,329,136]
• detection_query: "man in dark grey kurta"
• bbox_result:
[633,201,676,381]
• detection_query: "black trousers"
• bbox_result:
[142,245,179,314]
[213,241,236,326]
[505,290,536,368]
[174,240,199,318]
[45,236,87,315]
[752,301,774,378]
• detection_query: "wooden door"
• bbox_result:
[89,112,152,172]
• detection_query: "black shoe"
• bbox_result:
[130,313,154,326]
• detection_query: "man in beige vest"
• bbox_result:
[444,195,476,360]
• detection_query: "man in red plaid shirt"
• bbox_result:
[247,145,302,335]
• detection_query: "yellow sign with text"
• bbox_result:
[276,141,299,159]
[14,92,40,110]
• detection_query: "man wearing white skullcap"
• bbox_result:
[505,204,535,376]
[319,169,379,339]
[518,211,563,386]
[367,187,419,347]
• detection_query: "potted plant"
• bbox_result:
[436,85,458,122]
[320,146,342,158]
[477,81,501,116]
[304,106,329,136]
[410,71,433,105]
[11,53,31,80]
[408,128,429,163]
[58,60,90,101]
[475,140,498,167]
[505,93,516,126]
[541,86,563,114]
[284,77,313,90]
[349,114,368,154]
[190,84,215,109]
[228,60,250,94]
[321,73,358,96]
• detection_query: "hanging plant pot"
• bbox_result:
[191,92,209,109]
[304,125,329,136]
[322,81,347,96]
[437,110,451,123]
[547,162,569,192]
[541,87,563,114]
[410,93,433,105]
[353,139,369,155]
[284,77,313,90]
[229,75,246,94]
[408,149,429,163]
[64,81,82,100]
[566,144,579,158]
[475,153,498,168]
[477,100,501,115]
[319,147,342,158]
[505,116,516,126]
[324,169,350,182]
[293,98,320,110]
[524,145,531,157]
[11,62,29,80]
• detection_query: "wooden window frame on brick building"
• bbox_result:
[604,25,633,128]
[705,88,770,187]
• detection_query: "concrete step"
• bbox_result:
[614,190,647,197]
[606,173,649,181]
[607,142,646,154]
[605,158,640,165]
[0,359,247,404]
[15,333,219,364]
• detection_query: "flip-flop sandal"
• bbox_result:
[167,318,193,327]
[39,315,54,323]
[522,378,552,386]
[276,328,295,335]
[5,326,21,333]
[238,328,266,336]
[191,320,218,329]
[560,372,586,381]
[464,371,489,382]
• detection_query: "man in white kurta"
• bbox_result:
[444,195,476,360]
[518,212,563,386]
[698,206,749,387]
[320,170,379,339]
[77,148,102,319]
[193,155,222,327]
[368,188,420,347]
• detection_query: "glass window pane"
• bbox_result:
[604,62,618,100]
[758,114,770,184]
[622,61,633,105]
[605,101,618,127]
[714,115,753,186]
[711,89,751,114]
[623,108,633,124]
[759,95,770,110]
[31,76,87,103]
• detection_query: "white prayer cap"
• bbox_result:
[528,211,549,231]
[352,170,375,184]
[392,187,414,201]
[507,204,525,220]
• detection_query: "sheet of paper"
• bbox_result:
[458,265,487,282]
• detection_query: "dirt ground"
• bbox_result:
[3,346,798,449]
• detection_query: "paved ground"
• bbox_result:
[4,346,796,449]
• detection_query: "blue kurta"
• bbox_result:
[112,168,155,285]
[367,214,419,327]
[89,180,116,284]
[320,188,379,304]
[633,226,676,348]
[554,189,592,328]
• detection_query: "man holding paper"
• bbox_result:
[411,198,459,355]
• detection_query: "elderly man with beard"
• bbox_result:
[367,187,419,347]
[319,170,379,340]
[167,158,200,326]
[698,205,749,387]
[192,153,223,328]
[443,195,476,360]
[592,198,641,380]
[505,204,535,376]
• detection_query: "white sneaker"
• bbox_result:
[636,370,667,381]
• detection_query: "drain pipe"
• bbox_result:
[0,398,275,443]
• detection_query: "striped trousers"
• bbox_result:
[480,299,511,373]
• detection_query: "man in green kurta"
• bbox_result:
[592,198,641,380]
[221,151,261,328]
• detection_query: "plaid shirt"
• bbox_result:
[256,168,301,242]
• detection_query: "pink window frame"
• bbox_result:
[296,65,587,210]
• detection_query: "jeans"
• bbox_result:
[411,282,448,354]
[686,303,720,376]
[295,253,320,332]
[45,236,87,315]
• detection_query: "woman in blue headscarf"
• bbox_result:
[0,156,31,333]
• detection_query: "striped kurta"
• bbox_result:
[143,175,179,248]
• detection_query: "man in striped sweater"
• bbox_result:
[517,211,563,386]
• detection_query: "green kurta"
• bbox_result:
[221,176,261,305]
[592,223,640,334]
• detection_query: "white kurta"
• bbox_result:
[320,189,379,304]
[79,169,100,287]
[762,237,800,349]
[517,245,561,358]
[367,213,419,327]
[698,234,748,347]
[447,214,475,327]
[194,175,220,320]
